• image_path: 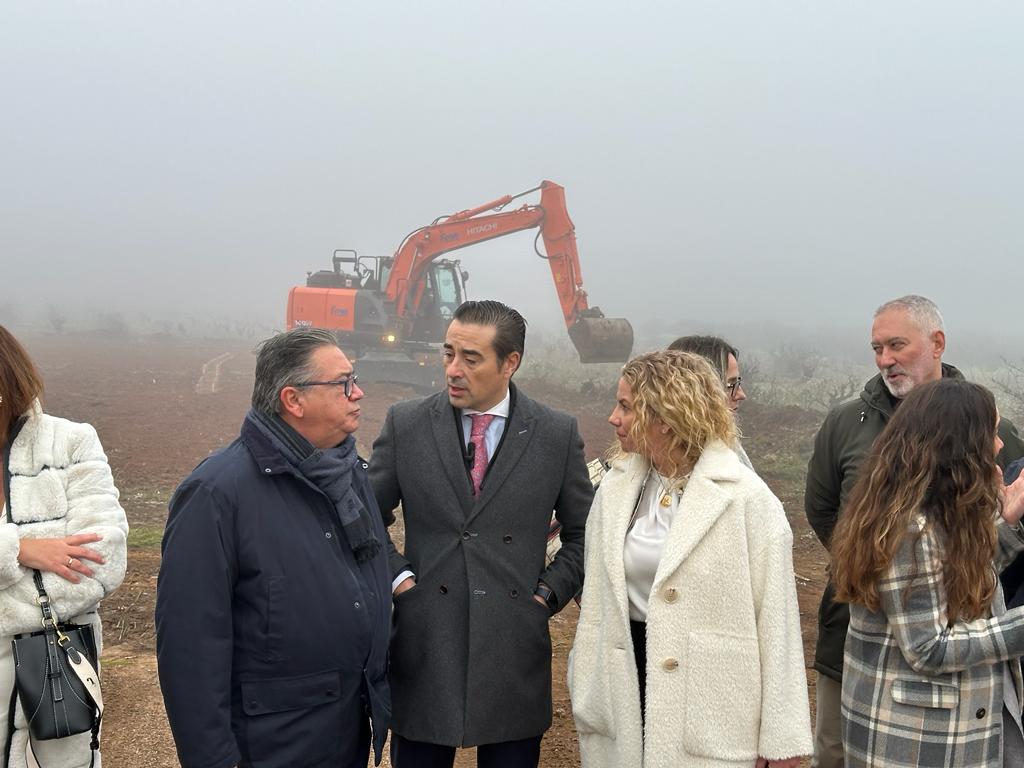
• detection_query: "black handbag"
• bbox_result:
[12,571,102,744]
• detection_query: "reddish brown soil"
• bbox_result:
[20,333,828,767]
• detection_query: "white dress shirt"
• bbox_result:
[460,389,510,458]
[623,470,687,622]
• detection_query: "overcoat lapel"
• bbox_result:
[650,477,729,593]
[651,442,736,593]
[466,393,538,525]
[600,456,648,628]
[430,395,474,518]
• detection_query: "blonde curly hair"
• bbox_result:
[611,350,737,478]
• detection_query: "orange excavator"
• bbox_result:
[287,180,633,389]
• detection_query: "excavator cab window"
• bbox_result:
[432,264,463,319]
[378,262,393,295]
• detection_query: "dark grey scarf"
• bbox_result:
[247,409,382,564]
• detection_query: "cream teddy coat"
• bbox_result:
[0,401,128,767]
[567,441,812,768]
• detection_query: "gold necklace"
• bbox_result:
[653,470,688,508]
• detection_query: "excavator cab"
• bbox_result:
[409,261,466,343]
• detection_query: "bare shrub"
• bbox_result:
[47,305,67,333]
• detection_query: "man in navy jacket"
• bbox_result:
[156,328,391,768]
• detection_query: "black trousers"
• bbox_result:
[630,619,647,722]
[390,733,542,768]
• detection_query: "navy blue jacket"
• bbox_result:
[156,418,391,768]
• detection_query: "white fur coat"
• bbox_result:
[1,401,128,767]
[567,441,812,768]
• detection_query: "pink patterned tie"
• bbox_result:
[469,413,496,497]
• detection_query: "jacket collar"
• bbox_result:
[241,416,307,477]
[859,362,964,418]
[6,400,50,476]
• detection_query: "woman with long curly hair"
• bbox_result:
[831,378,1024,767]
[567,350,811,768]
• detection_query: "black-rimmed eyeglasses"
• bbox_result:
[726,377,742,397]
[294,375,359,398]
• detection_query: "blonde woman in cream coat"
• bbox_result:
[568,350,811,768]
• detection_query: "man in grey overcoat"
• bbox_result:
[370,300,593,768]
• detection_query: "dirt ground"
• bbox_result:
[23,332,830,767]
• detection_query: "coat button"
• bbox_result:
[664,587,678,603]
[264,468,272,474]
[976,707,986,719]
[439,585,448,595]
[361,463,368,469]
[662,658,679,671]
[353,602,361,609]
[503,535,512,543]
[462,531,470,540]
[325,532,332,539]
[510,589,519,598]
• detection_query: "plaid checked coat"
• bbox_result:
[842,514,1024,767]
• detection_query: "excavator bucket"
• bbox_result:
[568,312,634,364]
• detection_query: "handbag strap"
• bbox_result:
[2,416,28,524]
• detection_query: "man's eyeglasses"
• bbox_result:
[294,375,359,398]
[726,377,742,397]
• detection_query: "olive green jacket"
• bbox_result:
[804,363,1024,681]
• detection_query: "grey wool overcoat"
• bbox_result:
[369,384,593,747]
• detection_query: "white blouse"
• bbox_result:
[623,470,687,622]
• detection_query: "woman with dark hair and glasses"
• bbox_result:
[0,325,128,766]
[668,335,746,412]
[831,378,1024,767]
[669,335,751,468]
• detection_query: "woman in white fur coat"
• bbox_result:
[0,326,128,767]
[568,350,811,768]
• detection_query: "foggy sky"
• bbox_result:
[2,2,1022,351]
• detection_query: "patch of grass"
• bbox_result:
[119,486,172,508]
[128,524,164,549]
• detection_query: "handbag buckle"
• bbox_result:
[36,594,49,606]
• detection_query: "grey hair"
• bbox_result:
[874,295,945,334]
[251,327,341,417]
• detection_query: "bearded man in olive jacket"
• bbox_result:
[805,295,1024,768]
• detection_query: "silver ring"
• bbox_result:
[67,557,75,567]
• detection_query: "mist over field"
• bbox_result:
[5,7,1024,761]
[2,2,1022,362]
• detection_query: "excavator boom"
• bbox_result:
[385,180,633,363]
[536,182,634,363]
